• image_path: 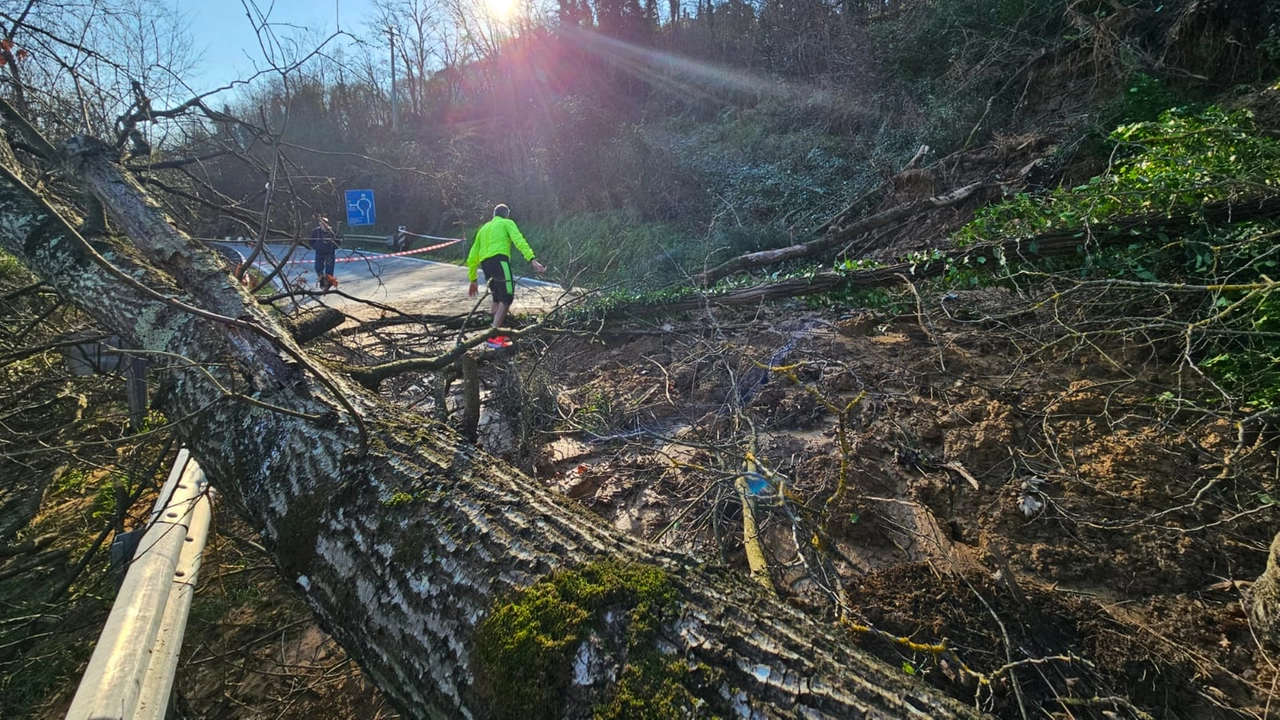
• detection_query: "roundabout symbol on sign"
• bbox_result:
[345,189,377,227]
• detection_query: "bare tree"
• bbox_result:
[370,0,450,119]
[0,0,199,138]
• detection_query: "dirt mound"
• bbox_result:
[523,297,1279,718]
[849,133,1064,261]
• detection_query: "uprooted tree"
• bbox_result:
[5,0,1280,714]
[0,93,982,720]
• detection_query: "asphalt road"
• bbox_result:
[215,241,574,319]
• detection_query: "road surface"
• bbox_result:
[215,241,575,320]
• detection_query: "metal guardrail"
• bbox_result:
[66,449,215,720]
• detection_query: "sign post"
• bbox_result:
[344,189,376,227]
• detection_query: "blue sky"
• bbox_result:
[182,0,371,91]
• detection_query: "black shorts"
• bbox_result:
[481,255,515,304]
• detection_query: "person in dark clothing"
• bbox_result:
[309,215,340,291]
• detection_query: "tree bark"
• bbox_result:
[0,135,981,718]
[1251,531,1280,649]
[282,306,346,344]
[459,355,481,442]
[696,182,986,285]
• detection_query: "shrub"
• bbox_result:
[953,107,1280,407]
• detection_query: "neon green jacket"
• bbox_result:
[466,216,537,282]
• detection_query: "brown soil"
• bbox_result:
[499,293,1279,719]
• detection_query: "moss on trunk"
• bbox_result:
[473,561,697,719]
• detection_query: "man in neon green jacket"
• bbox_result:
[467,204,546,348]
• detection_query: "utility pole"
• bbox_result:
[388,27,398,132]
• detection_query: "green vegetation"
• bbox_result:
[383,490,415,507]
[52,467,88,496]
[525,213,690,288]
[138,410,168,433]
[672,108,869,226]
[1117,72,1190,124]
[949,107,1280,407]
[472,561,691,720]
[89,472,138,522]
[558,284,697,323]
[0,251,25,279]
[957,108,1280,245]
[594,652,698,720]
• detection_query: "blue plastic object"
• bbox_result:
[743,472,771,496]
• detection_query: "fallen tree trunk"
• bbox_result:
[0,136,982,718]
[335,312,470,335]
[282,306,346,344]
[616,195,1280,317]
[696,181,986,285]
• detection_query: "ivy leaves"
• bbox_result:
[956,107,1280,247]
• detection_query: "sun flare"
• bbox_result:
[485,0,519,22]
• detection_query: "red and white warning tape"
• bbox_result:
[400,229,463,242]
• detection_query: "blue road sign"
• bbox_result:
[345,189,376,227]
